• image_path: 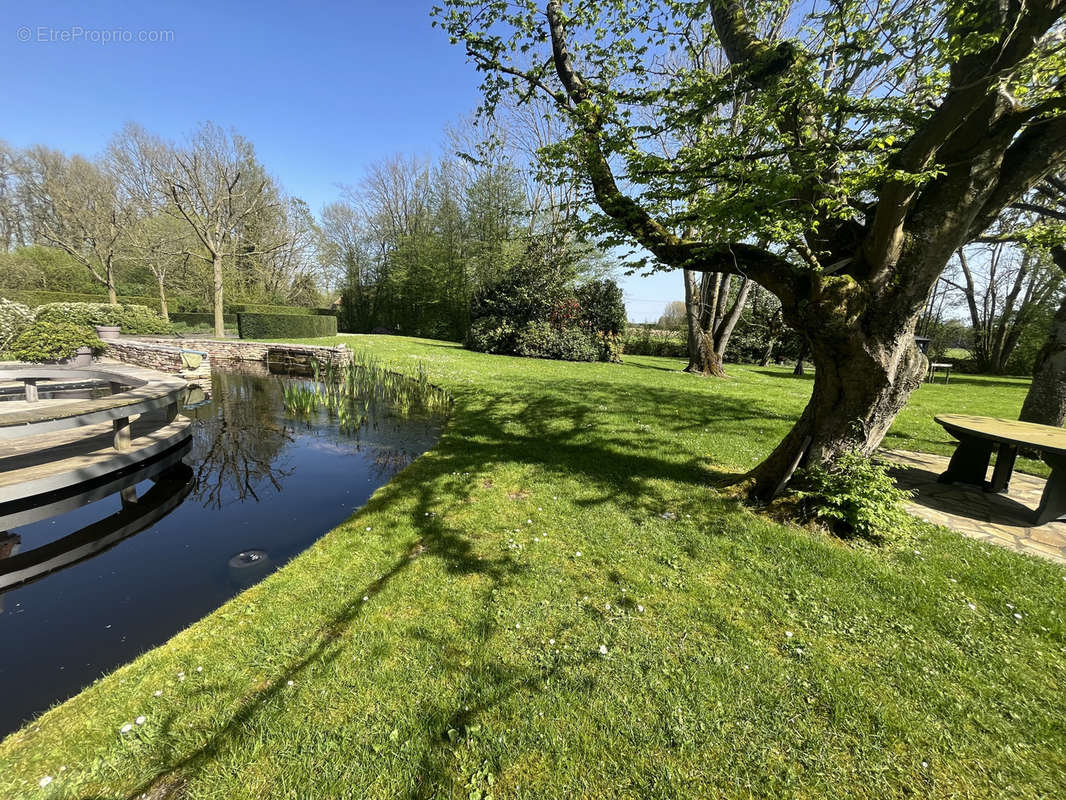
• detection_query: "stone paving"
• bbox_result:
[881,449,1066,566]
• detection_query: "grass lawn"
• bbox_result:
[2,337,1064,799]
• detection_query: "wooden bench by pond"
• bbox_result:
[936,413,1066,525]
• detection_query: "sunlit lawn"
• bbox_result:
[1,337,1063,799]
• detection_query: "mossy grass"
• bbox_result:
[2,336,1063,799]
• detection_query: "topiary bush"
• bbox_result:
[168,312,238,327]
[230,304,314,315]
[237,313,337,339]
[34,303,172,335]
[8,321,105,363]
[792,450,917,545]
[0,298,34,353]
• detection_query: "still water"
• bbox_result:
[0,366,444,736]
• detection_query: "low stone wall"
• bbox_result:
[105,339,211,384]
[133,338,351,369]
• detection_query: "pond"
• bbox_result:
[0,365,445,736]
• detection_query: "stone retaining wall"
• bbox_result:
[104,340,211,384]
[133,338,351,368]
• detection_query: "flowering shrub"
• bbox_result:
[467,264,625,363]
[34,303,171,335]
[0,298,34,353]
[8,321,105,363]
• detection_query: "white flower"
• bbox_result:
[549,638,555,645]
[921,761,929,769]
[287,680,294,686]
[177,671,184,677]
[153,690,162,697]
[1013,612,1023,620]
[196,666,202,672]
[575,551,582,557]
[637,605,645,613]
[365,526,371,531]
[135,716,146,725]
[363,596,369,602]
[785,631,794,638]
[598,645,608,655]
[120,723,133,734]
[39,776,53,787]
[968,602,977,610]
[604,603,611,610]
[527,519,533,524]
[515,623,521,629]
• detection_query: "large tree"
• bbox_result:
[439,0,1066,500]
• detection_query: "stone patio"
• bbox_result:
[881,449,1066,565]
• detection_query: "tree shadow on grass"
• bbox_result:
[75,362,803,799]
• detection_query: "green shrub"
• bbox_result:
[793,450,917,544]
[1,290,163,312]
[8,321,105,363]
[621,326,687,358]
[237,313,337,339]
[465,316,518,355]
[0,298,34,353]
[576,279,627,336]
[34,303,172,335]
[514,321,600,362]
[597,332,624,363]
[230,304,313,315]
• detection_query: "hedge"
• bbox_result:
[1,290,163,312]
[237,313,337,339]
[169,312,238,327]
[229,304,313,315]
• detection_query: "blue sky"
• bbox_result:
[1,0,681,320]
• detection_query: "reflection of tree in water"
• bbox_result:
[186,369,295,509]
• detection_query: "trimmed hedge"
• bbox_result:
[1,290,163,312]
[229,304,313,315]
[34,303,172,335]
[237,313,337,339]
[169,312,238,327]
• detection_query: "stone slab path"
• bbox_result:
[881,449,1066,566]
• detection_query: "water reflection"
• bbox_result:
[0,365,444,735]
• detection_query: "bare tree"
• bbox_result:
[942,243,1061,373]
[16,146,130,303]
[161,123,282,336]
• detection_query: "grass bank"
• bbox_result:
[1,337,1063,799]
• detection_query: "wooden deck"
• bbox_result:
[0,361,193,505]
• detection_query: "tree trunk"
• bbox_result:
[157,274,169,322]
[213,253,225,338]
[683,269,726,376]
[759,339,775,367]
[745,328,928,501]
[1020,247,1066,426]
[793,341,808,376]
[106,259,117,304]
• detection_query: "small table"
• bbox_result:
[927,362,952,383]
[935,414,1066,524]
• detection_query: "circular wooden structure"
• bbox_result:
[0,363,193,505]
